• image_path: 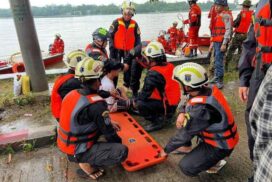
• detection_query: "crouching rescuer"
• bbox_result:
[161,62,239,176]
[57,57,128,180]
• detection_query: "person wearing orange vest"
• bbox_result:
[109,1,141,89]
[238,1,272,180]
[51,50,86,121]
[161,63,239,176]
[157,30,171,54]
[225,0,253,72]
[133,41,181,132]
[183,0,201,57]
[177,26,185,46]
[167,21,179,54]
[57,58,128,180]
[209,0,233,89]
[50,33,64,55]
[85,28,109,62]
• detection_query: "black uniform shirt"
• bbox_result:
[164,87,222,153]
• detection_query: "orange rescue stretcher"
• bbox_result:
[110,112,166,172]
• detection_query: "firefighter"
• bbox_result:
[183,0,201,57]
[109,1,142,88]
[167,21,179,54]
[161,62,239,176]
[50,33,64,55]
[51,50,86,121]
[225,0,253,72]
[85,27,109,62]
[238,0,272,170]
[209,0,233,89]
[157,30,171,54]
[57,57,128,180]
[134,41,181,132]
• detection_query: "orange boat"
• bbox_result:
[0,53,64,74]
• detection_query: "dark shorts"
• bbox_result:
[67,142,128,168]
[179,142,233,177]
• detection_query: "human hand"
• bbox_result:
[159,150,168,158]
[111,121,121,131]
[176,113,185,129]
[123,63,129,72]
[220,44,227,52]
[110,89,120,98]
[239,87,249,102]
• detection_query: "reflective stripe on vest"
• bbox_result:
[51,74,74,120]
[186,86,239,149]
[114,18,136,51]
[85,44,108,59]
[235,10,253,33]
[57,90,104,155]
[149,63,181,106]
[254,0,272,64]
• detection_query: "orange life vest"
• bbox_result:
[254,0,272,64]
[186,86,239,150]
[114,18,136,51]
[189,4,201,27]
[51,74,74,120]
[57,90,104,155]
[235,10,253,33]
[149,63,181,106]
[211,10,233,42]
[85,44,108,59]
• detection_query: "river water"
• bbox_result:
[0,11,238,58]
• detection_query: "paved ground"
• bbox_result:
[0,81,253,182]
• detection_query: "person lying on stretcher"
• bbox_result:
[100,60,134,112]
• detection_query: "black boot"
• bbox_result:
[143,117,165,132]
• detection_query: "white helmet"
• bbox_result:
[173,62,208,88]
[143,41,165,58]
[121,1,136,16]
[55,33,61,38]
[75,57,104,81]
[65,50,86,69]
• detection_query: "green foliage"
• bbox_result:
[0,2,238,18]
[13,95,35,106]
[21,141,36,152]
[3,145,15,155]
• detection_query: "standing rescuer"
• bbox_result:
[109,0,142,88]
[183,0,201,57]
[238,0,272,173]
[161,62,239,176]
[50,33,64,55]
[225,0,253,72]
[51,50,86,121]
[85,27,110,62]
[167,21,179,54]
[57,57,128,180]
[210,0,233,89]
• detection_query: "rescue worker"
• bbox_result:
[177,26,185,46]
[210,0,233,89]
[207,1,217,78]
[161,62,239,176]
[167,21,179,54]
[134,41,181,132]
[51,50,86,121]
[85,27,109,62]
[157,30,171,54]
[50,33,64,55]
[109,1,142,88]
[238,0,272,171]
[225,0,253,72]
[57,57,128,180]
[183,0,201,57]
